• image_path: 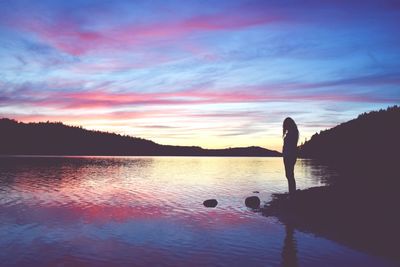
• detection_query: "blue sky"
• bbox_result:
[0,0,399,150]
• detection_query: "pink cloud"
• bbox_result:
[3,110,175,124]
[2,72,398,117]
[9,8,279,56]
[18,88,265,109]
[181,11,281,31]
[2,85,397,113]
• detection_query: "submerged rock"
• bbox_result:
[253,191,259,194]
[203,199,218,208]
[245,196,260,208]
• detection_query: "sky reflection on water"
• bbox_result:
[0,156,395,266]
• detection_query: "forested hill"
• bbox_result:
[0,118,280,157]
[299,106,400,164]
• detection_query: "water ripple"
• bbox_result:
[0,156,394,266]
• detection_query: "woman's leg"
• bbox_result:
[284,157,296,195]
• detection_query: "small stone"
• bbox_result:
[253,191,259,193]
[245,196,260,208]
[203,199,218,208]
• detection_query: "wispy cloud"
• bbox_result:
[5,5,280,56]
[1,0,399,149]
[2,72,398,112]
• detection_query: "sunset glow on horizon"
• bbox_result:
[1,0,399,151]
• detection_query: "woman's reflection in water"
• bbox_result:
[281,223,298,267]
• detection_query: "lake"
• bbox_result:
[0,156,395,266]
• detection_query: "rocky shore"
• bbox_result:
[262,184,400,263]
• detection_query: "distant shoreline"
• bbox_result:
[0,154,282,158]
[0,118,281,157]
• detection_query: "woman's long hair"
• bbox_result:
[283,117,299,139]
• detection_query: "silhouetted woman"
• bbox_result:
[283,117,299,195]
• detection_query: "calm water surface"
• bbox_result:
[0,156,395,266]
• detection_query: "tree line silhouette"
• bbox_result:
[0,118,281,157]
[2,106,398,158]
[298,105,399,165]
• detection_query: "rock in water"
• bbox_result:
[245,196,260,208]
[203,199,218,208]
